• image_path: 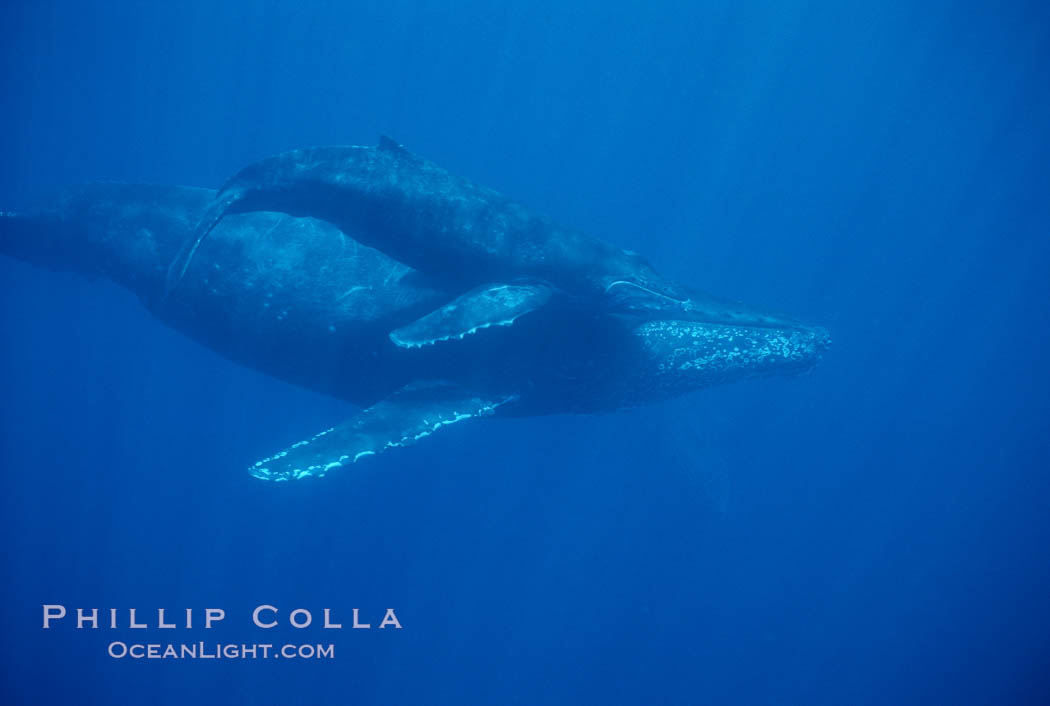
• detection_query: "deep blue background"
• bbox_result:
[2,1,1049,703]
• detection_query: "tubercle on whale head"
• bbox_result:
[630,317,831,398]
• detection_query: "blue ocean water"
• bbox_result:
[1,1,1048,703]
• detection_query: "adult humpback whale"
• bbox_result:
[2,183,829,482]
[170,138,808,336]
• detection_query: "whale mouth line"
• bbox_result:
[604,279,689,305]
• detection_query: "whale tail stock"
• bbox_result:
[0,208,54,268]
[0,210,18,260]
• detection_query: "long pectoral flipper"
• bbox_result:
[249,381,517,482]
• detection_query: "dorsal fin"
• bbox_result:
[378,135,409,155]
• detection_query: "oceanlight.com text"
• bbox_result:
[107,642,335,660]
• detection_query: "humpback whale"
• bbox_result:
[170,138,808,336]
[2,182,829,482]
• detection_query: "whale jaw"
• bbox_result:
[632,319,831,397]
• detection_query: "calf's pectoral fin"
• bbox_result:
[163,190,245,299]
[389,282,553,349]
[249,381,518,482]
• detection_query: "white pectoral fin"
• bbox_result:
[249,381,518,482]
[389,282,553,349]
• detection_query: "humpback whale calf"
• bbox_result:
[170,138,808,336]
[2,182,829,482]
